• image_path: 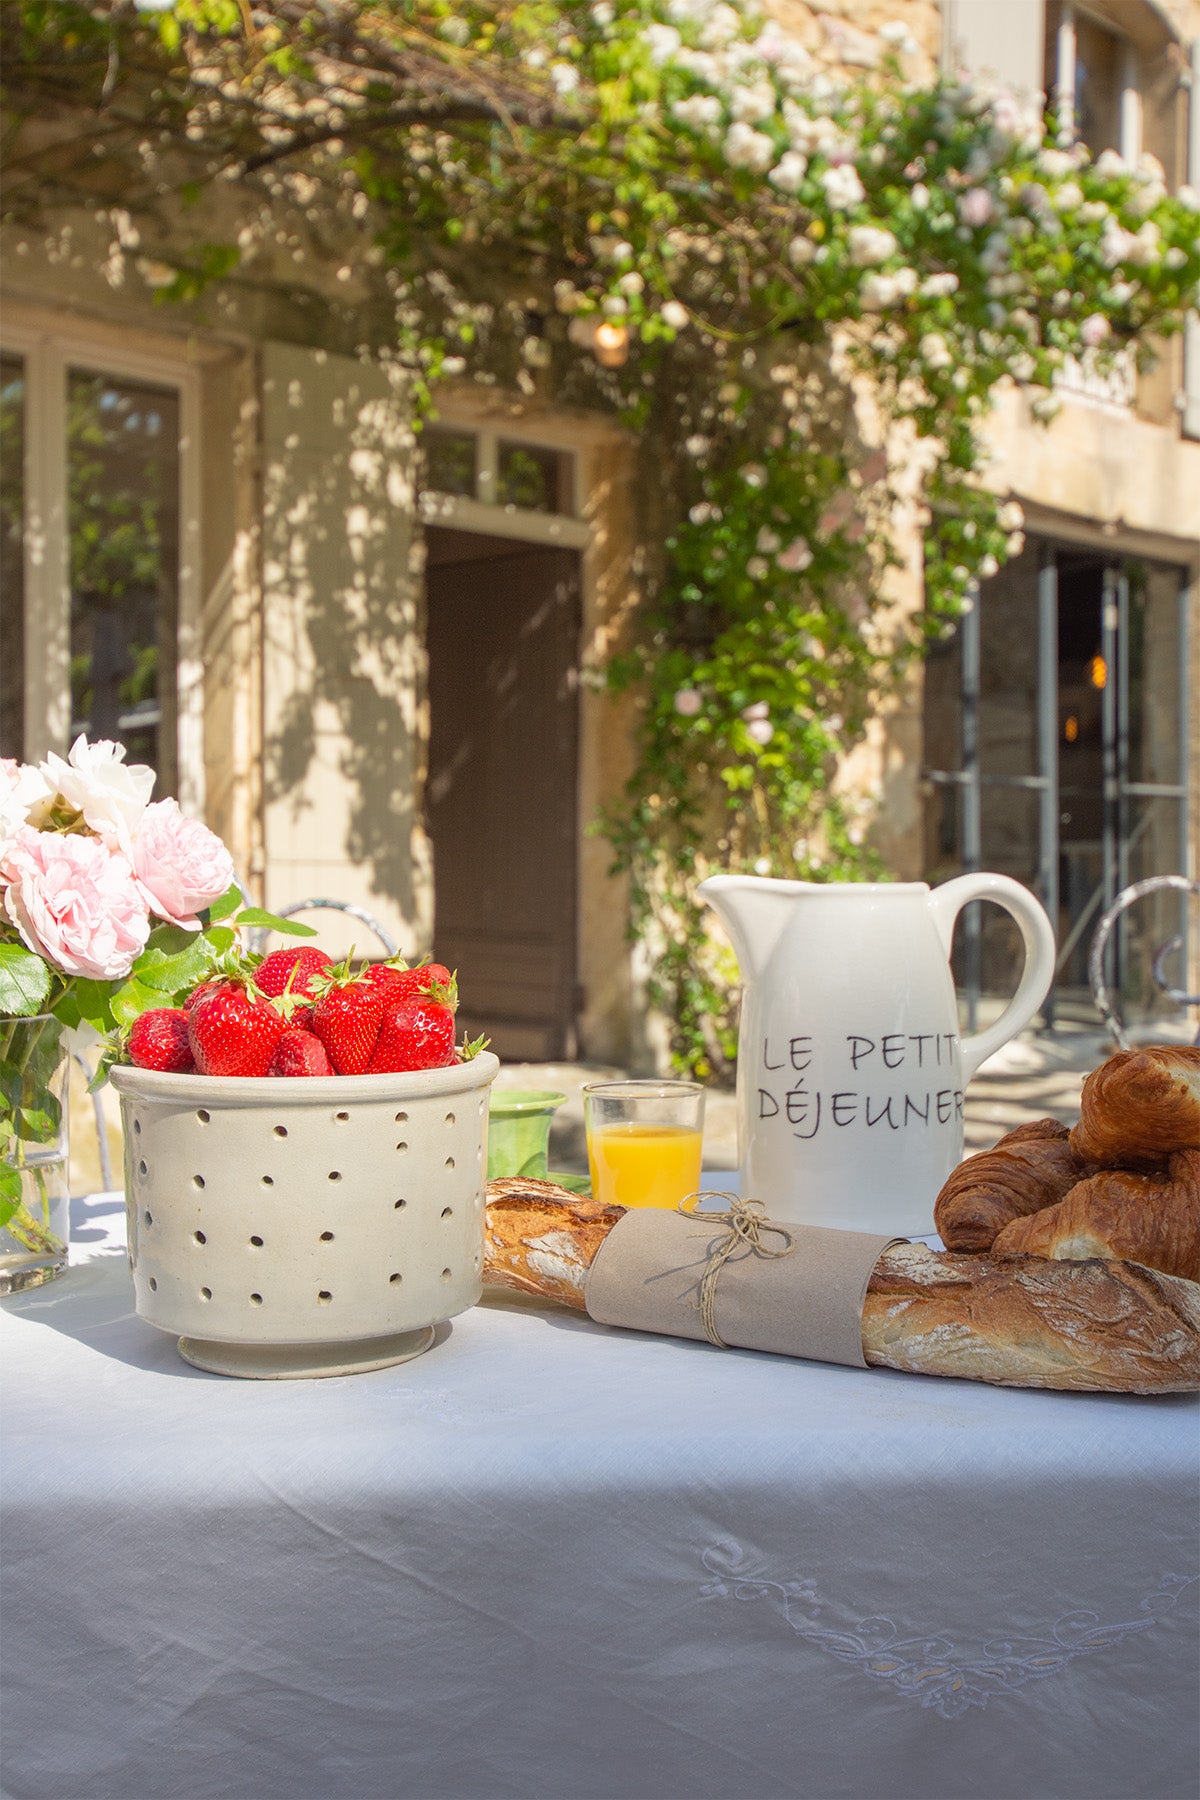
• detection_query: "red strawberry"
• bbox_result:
[365,962,457,1009]
[311,977,384,1075]
[255,947,334,1028]
[186,977,222,1014]
[128,1007,195,1074]
[368,992,457,1073]
[269,1028,333,1077]
[188,979,286,1077]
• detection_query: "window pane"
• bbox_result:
[1127,563,1184,788]
[423,428,476,498]
[978,543,1039,780]
[1073,13,1123,159]
[497,440,567,513]
[67,369,179,791]
[0,353,24,759]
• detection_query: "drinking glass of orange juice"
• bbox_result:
[583,1081,705,1210]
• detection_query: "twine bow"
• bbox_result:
[676,1191,794,1349]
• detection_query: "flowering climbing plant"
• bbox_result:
[5,0,1199,1073]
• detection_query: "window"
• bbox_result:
[1044,3,1139,159]
[420,424,576,517]
[0,325,201,805]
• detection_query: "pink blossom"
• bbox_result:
[776,537,813,572]
[0,759,53,844]
[2,827,150,980]
[958,188,994,229]
[131,799,237,928]
[673,688,703,718]
[1079,313,1112,348]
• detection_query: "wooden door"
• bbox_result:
[424,529,580,1060]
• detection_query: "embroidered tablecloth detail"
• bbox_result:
[700,1540,1198,1720]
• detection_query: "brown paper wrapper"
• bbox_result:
[585,1207,906,1369]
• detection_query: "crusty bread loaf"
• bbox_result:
[484,1179,1200,1394]
[933,1118,1092,1252]
[992,1149,1200,1282]
[1070,1046,1200,1168]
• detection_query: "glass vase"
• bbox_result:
[0,1014,70,1294]
[487,1090,567,1181]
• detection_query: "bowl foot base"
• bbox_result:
[177,1325,436,1380]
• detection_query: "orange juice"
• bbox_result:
[586,1123,704,1211]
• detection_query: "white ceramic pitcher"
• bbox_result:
[697,874,1057,1236]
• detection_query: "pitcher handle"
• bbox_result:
[927,874,1057,1083]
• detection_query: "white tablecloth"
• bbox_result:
[1,1190,1197,1800]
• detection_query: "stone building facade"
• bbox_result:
[2,0,1197,1061]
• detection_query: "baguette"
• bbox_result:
[484,1178,1200,1394]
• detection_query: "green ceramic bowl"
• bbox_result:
[487,1090,567,1181]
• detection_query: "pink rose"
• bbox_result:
[131,799,236,928]
[2,828,150,980]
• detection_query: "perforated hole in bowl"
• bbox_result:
[396,1141,408,1153]
[389,1271,402,1285]
[445,1156,455,1170]
[273,1125,288,1139]
[319,1231,334,1242]
[250,1235,264,1248]
[441,1206,453,1220]
[143,1209,153,1227]
[395,1111,408,1124]
[196,1109,210,1124]
[200,1286,212,1301]
[192,1175,205,1190]
[250,1293,263,1306]
[445,1111,456,1126]
[193,1230,206,1245]
[441,1267,452,1281]
[261,1175,274,1188]
[138,1159,148,1177]
[317,1290,332,1304]
[335,1110,349,1122]
[148,1276,157,1291]
[327,1170,342,1182]
[133,1119,141,1136]
[394,1198,407,1211]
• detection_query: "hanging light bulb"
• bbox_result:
[593,320,630,368]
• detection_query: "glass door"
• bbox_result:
[923,537,1190,1029]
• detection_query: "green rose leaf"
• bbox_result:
[0,944,53,1018]
[234,909,319,938]
[205,884,243,923]
[109,979,167,1027]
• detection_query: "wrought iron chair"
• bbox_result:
[1088,875,1200,1049]
[247,897,399,959]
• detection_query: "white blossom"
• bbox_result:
[729,81,776,124]
[756,527,781,554]
[618,270,645,295]
[848,224,897,267]
[860,267,917,308]
[910,183,931,211]
[644,23,682,63]
[724,122,776,172]
[689,501,719,524]
[820,164,865,209]
[921,271,959,297]
[768,151,808,195]
[741,463,767,487]
[920,331,953,370]
[746,718,775,746]
[673,93,723,130]
[1052,181,1083,212]
[673,688,703,717]
[978,554,1000,579]
[661,300,690,330]
[550,63,579,96]
[747,556,769,579]
[997,500,1024,531]
[601,293,627,316]
[1177,185,1200,212]
[1094,149,1128,178]
[788,234,819,267]
[742,702,770,722]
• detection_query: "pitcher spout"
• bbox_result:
[696,875,800,982]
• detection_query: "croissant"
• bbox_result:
[933,1118,1092,1252]
[992,1149,1200,1283]
[1070,1046,1200,1169]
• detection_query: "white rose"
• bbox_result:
[848,224,897,267]
[820,164,865,209]
[768,151,808,195]
[0,759,54,844]
[724,122,776,173]
[39,735,155,855]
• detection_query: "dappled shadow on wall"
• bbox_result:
[259,349,423,923]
